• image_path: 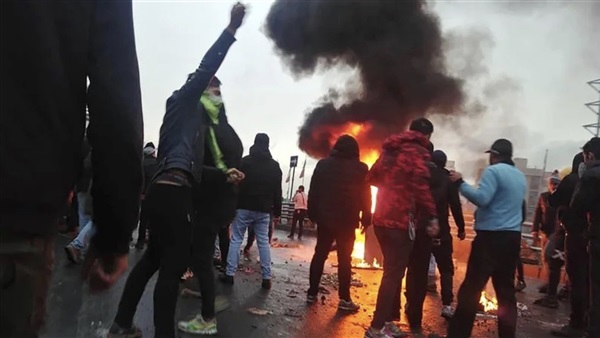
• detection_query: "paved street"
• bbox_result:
[43,229,570,338]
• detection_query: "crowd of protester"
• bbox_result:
[2,1,599,338]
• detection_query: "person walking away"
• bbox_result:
[0,2,143,337]
[570,137,600,338]
[181,74,246,335]
[430,150,466,319]
[108,5,246,338]
[548,152,590,338]
[220,133,282,290]
[441,139,527,338]
[288,185,308,240]
[135,142,158,249]
[364,118,439,338]
[304,135,372,312]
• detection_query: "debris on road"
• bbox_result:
[247,308,273,316]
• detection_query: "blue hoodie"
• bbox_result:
[460,163,527,232]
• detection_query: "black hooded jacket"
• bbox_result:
[236,135,283,216]
[308,135,372,230]
[428,153,466,237]
[549,153,587,235]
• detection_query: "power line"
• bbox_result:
[583,79,600,137]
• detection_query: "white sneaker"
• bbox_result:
[441,305,454,319]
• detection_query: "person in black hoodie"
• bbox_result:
[110,5,246,338]
[221,133,282,289]
[1,2,143,337]
[305,135,372,312]
[429,150,466,320]
[571,137,600,338]
[549,152,589,338]
[135,142,158,250]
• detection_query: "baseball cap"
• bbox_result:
[485,139,513,157]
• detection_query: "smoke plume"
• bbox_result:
[265,0,464,159]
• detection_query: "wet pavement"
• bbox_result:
[43,229,570,338]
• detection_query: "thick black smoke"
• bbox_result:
[265,0,464,159]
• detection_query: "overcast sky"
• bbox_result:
[133,0,599,190]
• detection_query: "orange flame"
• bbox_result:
[479,291,498,312]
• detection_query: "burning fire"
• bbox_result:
[479,291,498,313]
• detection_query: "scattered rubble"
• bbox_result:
[247,308,273,316]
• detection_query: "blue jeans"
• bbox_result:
[70,220,95,252]
[226,209,271,279]
[77,192,91,229]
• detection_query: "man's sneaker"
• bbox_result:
[533,295,559,309]
[364,327,394,338]
[178,315,217,335]
[287,234,294,239]
[515,280,526,292]
[107,323,142,338]
[219,274,234,285]
[550,325,586,337]
[557,287,570,301]
[441,305,454,319]
[338,299,360,312]
[307,294,317,304]
[262,279,272,290]
[384,322,409,337]
[64,244,81,264]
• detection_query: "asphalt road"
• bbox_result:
[42,229,570,338]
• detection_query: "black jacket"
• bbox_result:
[1,0,143,255]
[142,155,158,194]
[428,165,465,237]
[237,145,283,216]
[532,192,558,236]
[549,153,587,236]
[193,106,243,228]
[308,136,372,229]
[571,161,600,241]
[76,142,93,193]
[156,31,236,182]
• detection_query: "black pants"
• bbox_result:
[136,198,150,244]
[217,225,230,264]
[448,231,520,338]
[404,229,433,329]
[245,216,273,251]
[432,234,455,306]
[565,233,589,329]
[371,227,413,330]
[307,225,355,301]
[516,256,524,282]
[113,184,193,338]
[289,209,307,238]
[544,232,565,296]
[590,240,600,337]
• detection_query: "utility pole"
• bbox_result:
[583,79,600,137]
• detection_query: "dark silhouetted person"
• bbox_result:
[135,142,158,250]
[1,1,143,337]
[306,135,372,312]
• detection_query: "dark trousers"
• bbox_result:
[245,216,273,251]
[590,240,600,337]
[448,231,520,338]
[307,225,355,301]
[544,233,565,296]
[516,257,524,282]
[0,233,55,338]
[432,234,455,306]
[136,197,149,244]
[217,225,230,264]
[113,184,193,338]
[404,230,433,329]
[565,233,589,329]
[371,227,413,330]
[289,209,307,238]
